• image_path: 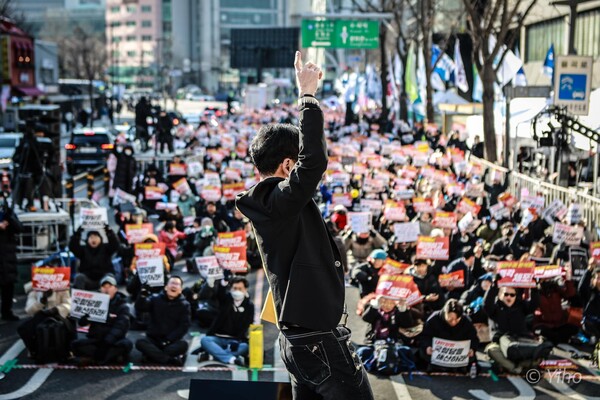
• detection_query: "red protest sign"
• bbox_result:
[169,163,187,176]
[497,261,536,288]
[534,265,563,280]
[438,270,464,288]
[31,266,71,291]
[432,212,457,229]
[457,197,481,216]
[590,242,600,263]
[125,223,154,244]
[380,259,410,275]
[416,236,450,260]
[413,197,434,213]
[498,193,517,208]
[384,202,407,222]
[376,274,423,305]
[222,182,246,201]
[134,243,166,258]
[213,245,248,273]
[144,186,164,200]
[216,230,247,247]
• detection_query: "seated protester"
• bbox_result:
[183,274,221,327]
[409,259,444,318]
[360,296,423,347]
[459,273,493,325]
[224,208,247,232]
[417,212,433,237]
[158,221,187,262]
[388,241,415,264]
[196,201,230,232]
[177,193,197,219]
[127,234,171,301]
[420,299,479,374]
[70,224,120,290]
[489,222,516,259]
[17,286,74,361]
[476,218,502,247]
[139,176,163,214]
[533,267,578,345]
[330,204,348,232]
[578,260,600,346]
[193,218,218,256]
[198,275,254,366]
[484,280,553,374]
[343,227,387,266]
[351,249,388,298]
[444,247,483,300]
[71,274,132,365]
[135,276,191,365]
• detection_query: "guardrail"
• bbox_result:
[472,156,600,235]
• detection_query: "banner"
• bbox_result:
[431,338,471,368]
[213,245,248,273]
[216,230,247,247]
[173,178,192,194]
[552,223,584,246]
[144,186,164,200]
[416,236,450,260]
[71,289,110,323]
[347,212,372,234]
[195,256,224,280]
[497,261,535,288]
[590,242,600,262]
[394,222,420,243]
[155,202,178,211]
[438,270,464,288]
[375,274,422,305]
[222,182,246,201]
[534,265,563,280]
[136,257,165,287]
[125,223,154,244]
[31,266,71,291]
[432,212,457,229]
[80,208,108,230]
[134,242,166,258]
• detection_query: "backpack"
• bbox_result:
[35,317,70,364]
[364,341,416,376]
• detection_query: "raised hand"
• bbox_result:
[294,51,322,97]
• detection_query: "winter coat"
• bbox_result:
[25,289,71,319]
[420,310,479,351]
[0,207,23,284]
[69,227,120,282]
[484,286,539,341]
[206,282,254,341]
[113,149,137,194]
[87,292,130,344]
[136,292,190,342]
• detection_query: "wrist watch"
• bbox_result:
[298,94,319,107]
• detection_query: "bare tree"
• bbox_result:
[463,0,537,163]
[61,25,107,127]
[0,0,34,34]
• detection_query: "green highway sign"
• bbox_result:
[301,20,380,49]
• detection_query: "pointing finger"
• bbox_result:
[294,51,302,72]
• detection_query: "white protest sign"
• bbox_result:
[394,222,420,243]
[431,338,471,368]
[553,223,584,246]
[347,212,372,234]
[195,256,224,280]
[360,199,383,216]
[71,289,110,323]
[566,203,582,225]
[113,188,137,205]
[543,199,567,225]
[136,257,165,287]
[80,208,108,230]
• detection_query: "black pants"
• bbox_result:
[72,337,133,364]
[1,282,15,317]
[136,337,188,364]
[279,326,374,400]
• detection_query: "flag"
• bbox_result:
[393,53,403,91]
[472,64,483,102]
[454,39,469,92]
[514,47,527,87]
[431,44,455,82]
[489,35,523,87]
[405,43,419,104]
[543,44,555,82]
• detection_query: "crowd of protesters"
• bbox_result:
[1,98,599,377]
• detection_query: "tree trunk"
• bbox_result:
[481,63,497,162]
[379,25,389,131]
[88,83,94,128]
[424,46,434,123]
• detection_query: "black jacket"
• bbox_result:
[87,292,130,344]
[136,292,191,342]
[362,305,421,343]
[207,282,254,341]
[236,102,345,331]
[484,285,539,341]
[420,310,479,351]
[0,207,23,284]
[351,262,380,298]
[69,227,119,281]
[579,269,600,320]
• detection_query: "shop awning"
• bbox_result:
[14,86,45,97]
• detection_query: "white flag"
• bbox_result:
[454,39,469,92]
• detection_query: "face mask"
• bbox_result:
[356,236,369,245]
[398,304,408,312]
[180,195,188,202]
[124,150,132,156]
[490,221,498,230]
[231,290,245,301]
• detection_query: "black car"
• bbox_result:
[65,128,114,175]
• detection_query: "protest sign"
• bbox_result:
[445,183,464,197]
[31,266,70,291]
[169,163,187,176]
[347,212,372,234]
[173,178,192,194]
[534,265,563,280]
[199,185,222,202]
[521,195,545,212]
[213,245,248,273]
[394,222,420,243]
[332,193,353,207]
[125,223,154,244]
[438,270,465,288]
[432,212,457,229]
[552,223,584,246]
[71,289,110,323]
[80,208,108,230]
[195,256,224,280]
[542,199,567,225]
[413,197,434,213]
[375,274,422,305]
[363,178,385,193]
[566,203,582,225]
[384,203,407,222]
[456,198,481,216]
[155,202,178,211]
[416,236,450,260]
[465,183,484,198]
[569,247,589,282]
[113,188,137,205]
[187,161,204,177]
[590,242,600,262]
[222,182,246,201]
[497,261,536,288]
[216,230,247,247]
[395,189,415,200]
[380,259,410,275]
[136,257,165,287]
[144,186,164,200]
[431,338,471,368]
[498,193,516,208]
[360,199,383,216]
[489,203,510,220]
[134,242,166,258]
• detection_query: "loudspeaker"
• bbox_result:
[189,379,291,400]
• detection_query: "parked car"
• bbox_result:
[0,133,23,170]
[65,127,115,175]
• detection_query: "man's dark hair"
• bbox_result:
[169,275,184,286]
[231,276,249,289]
[250,124,299,175]
[443,299,464,318]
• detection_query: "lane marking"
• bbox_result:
[231,368,248,381]
[0,340,25,366]
[0,368,53,400]
[548,378,600,400]
[469,376,535,400]
[391,374,413,400]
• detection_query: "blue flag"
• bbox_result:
[543,44,555,83]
